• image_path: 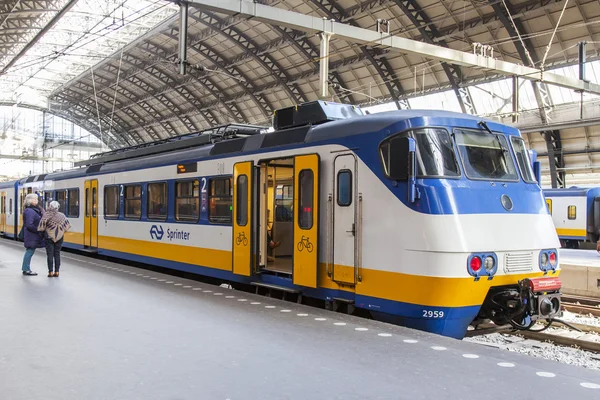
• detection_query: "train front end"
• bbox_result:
[375,111,562,339]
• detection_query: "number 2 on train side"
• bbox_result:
[422,310,444,318]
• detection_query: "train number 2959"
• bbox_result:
[423,310,445,318]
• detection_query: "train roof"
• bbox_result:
[19,103,522,184]
[543,187,600,197]
[0,180,17,189]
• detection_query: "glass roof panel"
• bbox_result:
[0,0,177,108]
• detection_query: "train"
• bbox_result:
[543,187,600,249]
[0,100,563,339]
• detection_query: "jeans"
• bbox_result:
[46,238,63,272]
[22,248,36,272]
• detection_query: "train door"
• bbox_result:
[0,192,5,233]
[84,179,98,248]
[332,154,357,285]
[293,154,319,288]
[232,162,254,276]
[17,187,27,234]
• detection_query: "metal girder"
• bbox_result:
[0,0,78,76]
[435,0,561,41]
[309,0,410,109]
[53,93,140,146]
[269,24,356,104]
[0,101,125,149]
[62,77,167,142]
[57,53,209,141]
[488,0,553,124]
[178,0,600,95]
[189,10,307,105]
[158,27,257,121]
[543,130,565,188]
[392,0,476,114]
[88,51,237,127]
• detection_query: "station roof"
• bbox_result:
[0,0,599,185]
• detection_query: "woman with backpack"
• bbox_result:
[38,201,71,277]
[21,193,45,276]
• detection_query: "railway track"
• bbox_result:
[561,294,600,318]
[514,321,600,353]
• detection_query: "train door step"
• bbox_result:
[330,297,355,313]
[332,297,354,304]
[79,248,98,254]
[251,282,302,303]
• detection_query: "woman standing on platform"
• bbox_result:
[38,201,71,277]
[21,193,45,276]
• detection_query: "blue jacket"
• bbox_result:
[23,206,45,249]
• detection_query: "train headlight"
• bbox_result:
[470,256,482,272]
[468,253,498,279]
[484,256,495,272]
[539,249,558,272]
[549,251,557,266]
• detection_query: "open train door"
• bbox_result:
[232,161,254,276]
[293,154,319,288]
[84,179,98,249]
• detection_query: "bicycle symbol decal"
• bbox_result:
[236,232,248,246]
[297,236,314,253]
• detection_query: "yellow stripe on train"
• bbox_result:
[556,228,586,237]
[87,235,554,308]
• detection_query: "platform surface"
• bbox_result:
[560,249,600,267]
[1,239,600,400]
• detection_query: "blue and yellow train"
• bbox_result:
[0,101,563,339]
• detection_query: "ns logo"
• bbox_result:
[149,225,164,241]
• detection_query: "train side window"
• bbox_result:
[55,190,67,212]
[337,170,352,207]
[236,175,248,226]
[104,186,120,219]
[20,193,23,214]
[92,187,97,218]
[298,169,314,229]
[568,205,576,220]
[124,185,142,220]
[67,189,79,218]
[9,200,12,214]
[546,199,552,215]
[176,180,199,222]
[147,182,168,221]
[209,177,232,224]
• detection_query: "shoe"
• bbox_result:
[22,270,38,276]
[268,241,281,249]
[53,272,59,277]
[48,272,53,277]
[267,256,275,263]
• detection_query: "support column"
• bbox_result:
[178,2,189,75]
[543,130,565,188]
[512,76,519,123]
[319,32,333,99]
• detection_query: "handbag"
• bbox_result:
[17,226,24,241]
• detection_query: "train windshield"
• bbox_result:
[380,128,460,177]
[510,136,538,183]
[412,128,460,177]
[454,128,519,181]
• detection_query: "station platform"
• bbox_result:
[560,249,600,267]
[558,249,600,297]
[1,239,599,399]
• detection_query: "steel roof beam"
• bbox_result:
[177,0,600,95]
[309,0,410,109]
[189,10,307,105]
[0,0,78,76]
[392,0,476,114]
